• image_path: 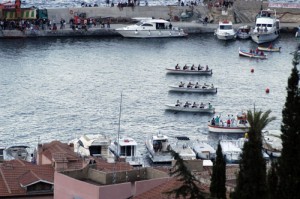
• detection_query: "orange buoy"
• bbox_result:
[266,88,270,93]
[251,68,254,73]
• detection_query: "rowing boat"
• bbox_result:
[258,46,281,52]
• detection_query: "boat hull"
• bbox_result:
[116,29,187,38]
[168,86,217,93]
[166,68,213,75]
[239,49,267,59]
[257,46,281,52]
[165,104,215,113]
[251,32,279,44]
[216,33,236,40]
[208,124,249,134]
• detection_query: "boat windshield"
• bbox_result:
[220,25,232,30]
[136,21,143,26]
[120,145,135,156]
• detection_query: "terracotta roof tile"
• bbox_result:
[0,159,54,197]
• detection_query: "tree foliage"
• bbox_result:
[232,110,275,199]
[277,52,300,199]
[210,143,226,199]
[165,150,205,199]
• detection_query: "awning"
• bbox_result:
[4,9,36,20]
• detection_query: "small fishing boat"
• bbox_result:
[145,132,173,163]
[214,20,236,40]
[208,112,250,134]
[236,25,251,39]
[166,101,215,113]
[172,136,196,160]
[166,64,212,75]
[192,140,216,160]
[169,82,217,93]
[257,46,281,52]
[239,48,267,59]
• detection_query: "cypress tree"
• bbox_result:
[210,143,226,199]
[267,162,279,199]
[165,150,205,199]
[277,52,300,199]
[232,110,275,199]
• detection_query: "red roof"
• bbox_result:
[0,159,54,197]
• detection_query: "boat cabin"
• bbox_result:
[152,134,170,153]
[114,137,137,157]
[77,134,111,158]
[219,20,233,30]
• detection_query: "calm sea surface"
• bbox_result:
[0,33,298,155]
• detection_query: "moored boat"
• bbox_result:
[208,112,250,134]
[145,132,173,163]
[236,25,251,39]
[110,136,143,167]
[220,139,242,164]
[166,101,215,113]
[171,136,196,160]
[192,140,216,160]
[115,18,187,38]
[262,130,282,158]
[251,9,280,44]
[169,82,217,93]
[166,64,212,75]
[239,48,267,59]
[69,134,115,161]
[0,145,32,162]
[214,20,236,40]
[258,45,281,52]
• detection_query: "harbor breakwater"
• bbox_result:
[0,1,299,38]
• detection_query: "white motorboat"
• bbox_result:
[251,9,280,44]
[165,101,215,114]
[169,82,217,93]
[110,136,143,167]
[192,140,216,160]
[70,134,114,160]
[0,145,31,162]
[171,136,196,160]
[145,132,173,163]
[262,130,282,158]
[208,112,250,134]
[115,19,187,38]
[214,20,236,40]
[220,139,243,164]
[236,25,251,39]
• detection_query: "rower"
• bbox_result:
[187,82,193,88]
[195,82,199,88]
[206,65,209,71]
[192,102,197,108]
[191,64,195,70]
[175,100,181,106]
[179,81,184,87]
[184,101,190,108]
[183,65,188,70]
[175,64,180,70]
[199,102,204,108]
[198,64,202,70]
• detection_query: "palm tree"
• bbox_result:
[232,109,275,199]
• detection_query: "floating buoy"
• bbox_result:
[266,88,270,93]
[251,68,254,73]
